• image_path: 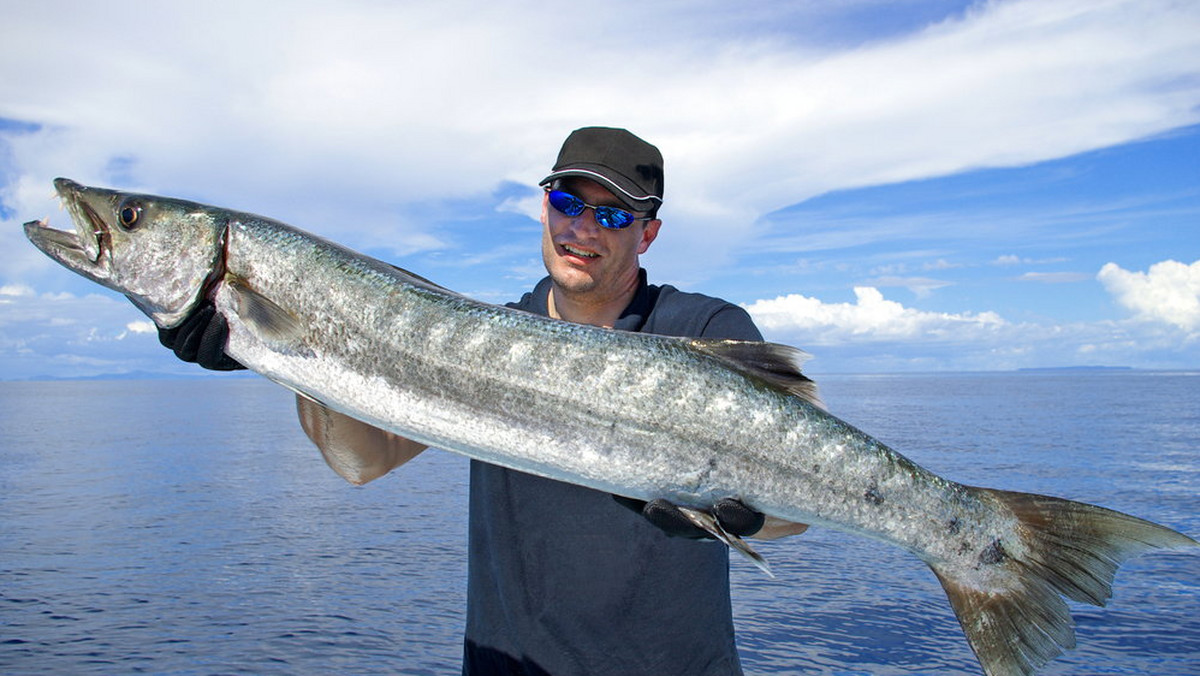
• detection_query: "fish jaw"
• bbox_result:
[24,178,115,287]
[24,178,230,329]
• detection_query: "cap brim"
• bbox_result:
[540,169,661,213]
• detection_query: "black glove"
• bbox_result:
[615,496,765,539]
[158,300,246,371]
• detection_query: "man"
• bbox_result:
[162,127,806,675]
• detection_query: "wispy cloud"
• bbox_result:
[3,0,1198,276]
[864,276,955,298]
[1016,272,1093,283]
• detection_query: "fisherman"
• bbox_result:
[160,126,807,675]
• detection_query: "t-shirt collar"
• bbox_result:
[532,269,652,332]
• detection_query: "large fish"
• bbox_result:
[24,179,1196,676]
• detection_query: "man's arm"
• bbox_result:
[296,395,427,485]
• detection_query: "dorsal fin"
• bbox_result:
[691,339,824,409]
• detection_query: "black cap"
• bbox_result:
[539,127,664,211]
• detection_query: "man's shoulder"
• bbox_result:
[651,283,735,315]
[507,277,553,314]
[645,284,762,341]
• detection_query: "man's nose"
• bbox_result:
[565,207,603,235]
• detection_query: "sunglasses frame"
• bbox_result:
[545,188,653,230]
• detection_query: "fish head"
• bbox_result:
[24,178,228,328]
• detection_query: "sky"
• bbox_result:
[1,0,1198,378]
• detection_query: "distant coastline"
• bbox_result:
[1015,365,1134,373]
[6,370,258,382]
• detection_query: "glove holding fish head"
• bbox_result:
[158,300,245,371]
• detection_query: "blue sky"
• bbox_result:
[1,0,1198,378]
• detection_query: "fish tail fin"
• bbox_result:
[930,488,1197,676]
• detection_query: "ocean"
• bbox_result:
[1,372,1197,675]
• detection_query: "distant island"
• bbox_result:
[14,370,257,382]
[1016,366,1133,373]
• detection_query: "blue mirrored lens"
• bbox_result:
[548,190,586,217]
[593,207,635,229]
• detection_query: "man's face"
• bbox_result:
[540,177,661,301]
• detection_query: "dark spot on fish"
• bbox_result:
[978,539,1008,566]
[863,484,885,506]
[947,518,962,535]
[958,541,972,555]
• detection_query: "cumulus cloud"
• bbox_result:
[745,286,1006,345]
[743,284,1197,372]
[1098,259,1200,331]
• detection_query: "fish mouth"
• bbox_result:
[57,177,110,265]
[22,178,113,281]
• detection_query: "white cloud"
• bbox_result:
[0,284,35,297]
[1098,259,1200,331]
[744,285,1197,372]
[994,255,1071,266]
[864,276,954,298]
[745,286,1006,344]
[1,0,1198,377]
[2,0,1198,285]
[0,285,187,379]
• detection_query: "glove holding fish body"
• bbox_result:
[615,496,765,539]
[158,300,245,371]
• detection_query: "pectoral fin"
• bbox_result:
[226,276,309,354]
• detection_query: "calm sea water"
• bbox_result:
[1,372,1197,675]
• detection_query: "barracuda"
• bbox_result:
[24,178,1196,676]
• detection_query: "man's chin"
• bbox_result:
[547,261,602,292]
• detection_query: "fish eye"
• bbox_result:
[117,201,142,229]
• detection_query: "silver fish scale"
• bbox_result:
[213,216,1013,568]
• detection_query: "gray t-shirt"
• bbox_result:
[463,271,763,676]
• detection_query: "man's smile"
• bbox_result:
[561,243,600,259]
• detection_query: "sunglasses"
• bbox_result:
[546,189,652,230]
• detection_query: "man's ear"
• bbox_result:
[637,219,662,255]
